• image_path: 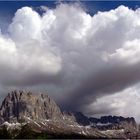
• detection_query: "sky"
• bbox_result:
[1,1,140,122]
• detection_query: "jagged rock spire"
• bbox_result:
[0,90,62,123]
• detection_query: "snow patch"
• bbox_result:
[45,119,50,122]
[34,121,41,127]
[2,122,21,127]
[85,125,91,129]
[82,130,87,135]
[1,121,21,130]
[96,122,112,126]
[77,125,83,128]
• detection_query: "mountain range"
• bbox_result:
[0,90,139,139]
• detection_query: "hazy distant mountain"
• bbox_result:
[0,91,139,139]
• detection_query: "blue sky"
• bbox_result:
[1,1,140,15]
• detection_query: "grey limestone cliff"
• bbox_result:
[0,90,63,123]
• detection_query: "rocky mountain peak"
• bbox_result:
[0,91,138,139]
[0,90,63,123]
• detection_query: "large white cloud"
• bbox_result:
[1,3,140,119]
[0,7,62,86]
[9,7,41,42]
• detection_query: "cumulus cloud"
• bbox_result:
[1,3,140,119]
[9,7,42,42]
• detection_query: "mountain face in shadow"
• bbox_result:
[0,90,139,139]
